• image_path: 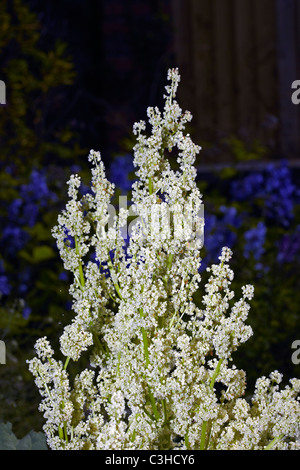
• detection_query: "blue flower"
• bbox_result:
[22,201,39,228]
[230,172,264,201]
[7,168,57,228]
[230,160,299,227]
[1,226,29,253]
[277,225,300,264]
[201,207,241,271]
[63,228,75,249]
[219,205,242,228]
[0,261,11,296]
[58,271,69,282]
[22,305,31,319]
[17,268,31,295]
[243,221,266,261]
[9,198,22,220]
[0,276,11,296]
[109,154,135,192]
[20,168,57,207]
[263,161,299,225]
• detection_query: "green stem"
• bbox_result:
[200,358,224,450]
[74,235,85,288]
[107,257,123,300]
[63,356,70,370]
[148,385,160,421]
[143,406,156,422]
[168,310,178,330]
[58,425,64,440]
[166,253,173,271]
[162,398,168,424]
[265,435,284,450]
[139,304,150,368]
[130,429,136,443]
[200,421,207,450]
[63,421,68,444]
[163,253,174,290]
[185,432,190,450]
[141,326,149,367]
[210,358,223,390]
[113,281,122,300]
[117,351,121,376]
[148,177,153,195]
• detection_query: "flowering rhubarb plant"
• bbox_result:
[28,69,300,450]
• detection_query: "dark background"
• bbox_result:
[26,0,175,165]
[3,0,300,168]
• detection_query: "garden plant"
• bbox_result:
[28,69,300,450]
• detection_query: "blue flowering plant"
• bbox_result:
[202,160,300,266]
[0,167,58,315]
[196,152,300,384]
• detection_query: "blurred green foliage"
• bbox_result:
[0,0,82,169]
[0,0,87,437]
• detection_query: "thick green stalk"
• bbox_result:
[148,177,153,195]
[200,421,207,450]
[185,432,190,450]
[200,358,224,450]
[63,421,69,444]
[139,300,161,421]
[265,435,284,450]
[74,235,85,288]
[58,425,64,440]
[168,310,178,330]
[117,351,121,376]
[141,326,150,368]
[209,358,223,390]
[148,386,160,421]
[63,356,70,370]
[166,253,173,271]
[162,398,168,424]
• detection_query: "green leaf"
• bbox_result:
[0,422,48,450]
[32,245,56,263]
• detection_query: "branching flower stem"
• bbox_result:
[265,434,284,450]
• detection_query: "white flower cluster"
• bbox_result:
[28,69,300,450]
